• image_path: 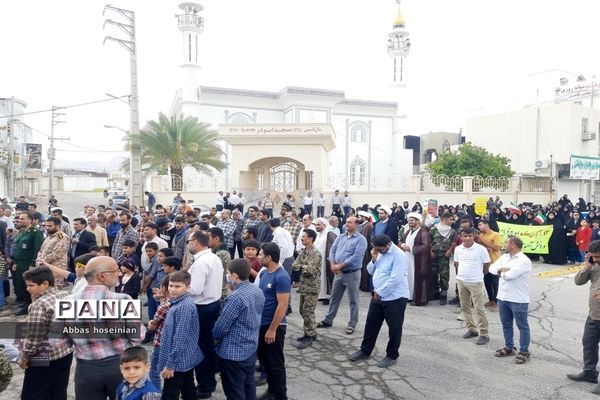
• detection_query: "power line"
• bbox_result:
[26,123,125,153]
[3,95,129,119]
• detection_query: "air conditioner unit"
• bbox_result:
[582,131,597,141]
[535,160,549,169]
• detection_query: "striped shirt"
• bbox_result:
[213,281,265,361]
[112,226,140,261]
[217,219,236,249]
[152,301,170,347]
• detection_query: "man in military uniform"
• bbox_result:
[13,212,44,315]
[292,229,322,349]
[429,213,456,305]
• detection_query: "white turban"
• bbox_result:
[407,212,422,221]
[316,217,329,228]
[379,205,393,216]
[358,211,371,218]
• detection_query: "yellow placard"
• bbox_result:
[497,222,553,254]
[474,197,487,216]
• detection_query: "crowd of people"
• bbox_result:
[1,191,600,398]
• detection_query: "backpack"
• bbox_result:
[0,349,13,393]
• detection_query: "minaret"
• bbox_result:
[387,0,410,87]
[177,2,204,103]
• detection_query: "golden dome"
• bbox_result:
[393,7,405,29]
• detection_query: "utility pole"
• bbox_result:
[49,107,67,198]
[103,5,143,208]
[7,97,15,199]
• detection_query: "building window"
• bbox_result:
[228,113,253,124]
[255,168,264,190]
[305,171,313,190]
[583,117,589,133]
[270,162,299,192]
[188,33,192,63]
[349,158,366,186]
[350,122,369,143]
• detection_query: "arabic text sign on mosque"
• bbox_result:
[570,155,600,180]
[222,124,327,136]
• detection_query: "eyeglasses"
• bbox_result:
[186,239,196,244]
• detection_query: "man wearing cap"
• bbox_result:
[400,212,432,306]
[349,234,409,368]
[373,206,399,245]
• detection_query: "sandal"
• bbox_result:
[515,351,530,364]
[494,347,516,357]
[345,326,355,335]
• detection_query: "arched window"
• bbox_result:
[228,113,253,124]
[350,122,369,143]
[349,158,367,186]
[270,162,299,192]
[255,168,264,190]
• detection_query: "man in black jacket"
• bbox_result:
[372,206,399,245]
[69,218,97,272]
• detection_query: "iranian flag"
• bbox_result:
[370,211,379,223]
[534,214,547,224]
[507,202,522,216]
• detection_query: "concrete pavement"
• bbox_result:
[1,260,599,399]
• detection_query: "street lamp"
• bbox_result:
[104,124,129,134]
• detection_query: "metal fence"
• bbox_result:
[160,174,228,192]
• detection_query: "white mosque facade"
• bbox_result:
[169,1,413,201]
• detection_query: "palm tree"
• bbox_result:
[123,112,227,191]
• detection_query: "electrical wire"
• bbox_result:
[4,96,129,118]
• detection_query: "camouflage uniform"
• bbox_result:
[14,226,44,303]
[429,225,456,293]
[214,245,231,299]
[292,247,322,337]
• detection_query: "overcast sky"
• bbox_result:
[1,0,599,163]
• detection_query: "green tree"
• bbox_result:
[425,143,513,178]
[123,112,227,191]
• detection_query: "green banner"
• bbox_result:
[497,222,553,254]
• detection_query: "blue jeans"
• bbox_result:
[146,287,158,320]
[498,300,530,353]
[0,278,5,307]
[150,346,161,390]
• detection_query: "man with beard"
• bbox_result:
[244,206,261,230]
[112,212,140,261]
[373,206,399,245]
[315,218,338,304]
[357,211,374,292]
[13,213,44,315]
[155,217,177,247]
[86,215,109,247]
[257,210,274,244]
[400,213,431,306]
[429,213,456,304]
[35,216,70,288]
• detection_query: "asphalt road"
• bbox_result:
[2,191,600,399]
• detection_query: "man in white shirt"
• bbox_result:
[331,190,341,214]
[454,227,491,345]
[270,218,296,315]
[187,230,224,397]
[489,235,532,363]
[296,214,316,253]
[342,191,352,216]
[237,192,246,214]
[215,191,225,211]
[303,192,314,216]
[230,191,240,208]
[140,222,168,266]
[316,193,326,218]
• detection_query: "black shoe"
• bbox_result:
[294,336,314,349]
[196,391,212,399]
[141,331,155,344]
[316,321,332,328]
[255,374,267,387]
[448,297,460,305]
[257,392,275,400]
[567,372,599,383]
[462,330,478,339]
[14,306,28,316]
[286,306,292,316]
[475,335,490,345]
[348,350,370,361]
[319,299,330,305]
[377,356,397,368]
[439,294,447,305]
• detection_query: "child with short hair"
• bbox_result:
[152,256,181,303]
[158,271,203,399]
[243,239,261,282]
[577,219,593,263]
[118,240,140,272]
[97,246,110,256]
[141,242,160,320]
[147,275,171,390]
[117,346,161,400]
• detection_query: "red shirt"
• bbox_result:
[576,226,592,251]
[245,256,261,282]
